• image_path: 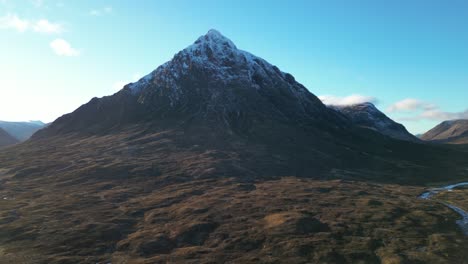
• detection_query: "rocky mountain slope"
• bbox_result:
[0,120,45,141]
[0,30,467,263]
[422,120,468,144]
[332,103,419,142]
[0,127,18,148]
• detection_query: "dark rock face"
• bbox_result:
[0,128,18,148]
[332,103,419,142]
[422,119,468,144]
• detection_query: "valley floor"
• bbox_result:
[0,177,467,264]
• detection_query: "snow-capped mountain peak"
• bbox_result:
[123,29,321,115]
[192,29,238,51]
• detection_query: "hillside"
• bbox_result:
[0,128,18,148]
[422,120,468,144]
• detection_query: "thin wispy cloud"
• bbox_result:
[50,38,80,56]
[0,14,29,32]
[89,6,113,16]
[319,94,378,106]
[398,109,468,122]
[387,98,436,112]
[33,19,64,33]
[390,98,468,122]
[0,14,63,34]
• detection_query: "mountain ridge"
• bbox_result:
[422,119,468,144]
[331,102,420,142]
[0,120,46,141]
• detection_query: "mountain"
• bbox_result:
[0,120,46,141]
[332,102,420,142]
[422,119,468,144]
[35,29,360,178]
[0,127,18,148]
[0,30,467,263]
[37,29,345,138]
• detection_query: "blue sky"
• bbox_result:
[0,0,467,134]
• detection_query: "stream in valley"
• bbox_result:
[420,182,468,235]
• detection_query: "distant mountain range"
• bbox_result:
[331,102,420,142]
[0,127,18,148]
[0,120,46,141]
[422,119,468,144]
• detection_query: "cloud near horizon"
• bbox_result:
[389,98,468,122]
[320,95,468,123]
[387,98,436,112]
[318,94,378,106]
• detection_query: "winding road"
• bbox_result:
[420,182,468,235]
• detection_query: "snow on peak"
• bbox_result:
[125,29,307,102]
[194,29,237,50]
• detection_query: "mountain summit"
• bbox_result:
[127,29,329,121]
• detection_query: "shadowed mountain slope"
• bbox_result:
[0,128,18,148]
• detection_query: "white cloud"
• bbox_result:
[50,39,79,56]
[387,98,436,112]
[419,109,468,121]
[319,94,378,106]
[0,14,30,32]
[89,6,113,16]
[33,19,63,33]
[389,98,468,122]
[0,14,63,34]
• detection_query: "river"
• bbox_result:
[419,182,468,235]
